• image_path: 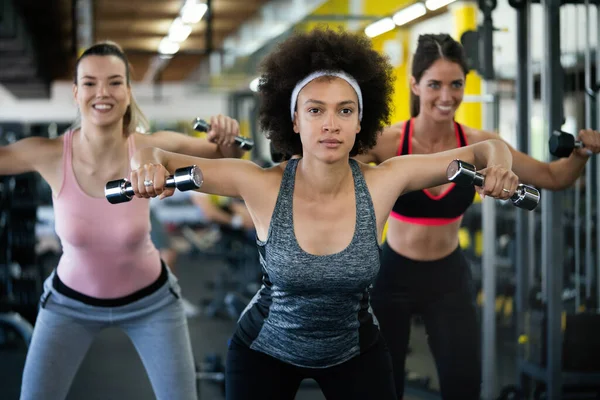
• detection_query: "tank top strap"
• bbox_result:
[55,129,76,198]
[400,119,412,155]
[455,122,469,147]
[348,158,378,245]
[259,158,299,245]
[273,158,299,226]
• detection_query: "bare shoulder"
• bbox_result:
[25,134,64,149]
[356,158,400,187]
[356,159,377,175]
[227,158,284,201]
[376,121,405,159]
[260,160,287,185]
[239,161,287,237]
[463,125,499,144]
[16,135,65,188]
[130,131,154,147]
[354,122,405,164]
[244,161,287,201]
[22,135,64,165]
[384,121,404,142]
[387,121,405,136]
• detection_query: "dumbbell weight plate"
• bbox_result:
[173,165,204,191]
[549,133,575,158]
[446,159,484,187]
[512,185,540,211]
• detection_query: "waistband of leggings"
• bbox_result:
[52,260,168,307]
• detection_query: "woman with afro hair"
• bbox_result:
[127,28,520,400]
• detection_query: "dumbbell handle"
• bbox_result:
[193,118,254,151]
[105,166,203,204]
[446,159,541,211]
[109,176,179,199]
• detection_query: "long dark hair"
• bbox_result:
[410,34,469,117]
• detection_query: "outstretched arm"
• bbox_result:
[469,128,600,190]
[0,137,61,176]
[376,138,516,200]
[145,114,245,159]
[128,147,262,200]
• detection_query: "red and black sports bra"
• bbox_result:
[390,119,475,226]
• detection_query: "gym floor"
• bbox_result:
[1,250,518,400]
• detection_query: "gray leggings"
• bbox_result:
[20,269,197,400]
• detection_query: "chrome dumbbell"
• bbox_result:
[192,118,254,151]
[105,165,203,204]
[446,159,540,211]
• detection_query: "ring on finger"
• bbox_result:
[144,179,154,187]
[502,188,510,193]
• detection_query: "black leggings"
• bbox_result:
[371,244,481,400]
[225,335,396,400]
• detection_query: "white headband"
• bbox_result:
[290,70,363,121]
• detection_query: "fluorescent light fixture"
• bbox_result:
[249,77,260,92]
[158,38,180,55]
[425,0,457,11]
[364,17,395,38]
[392,3,427,26]
[168,18,192,42]
[181,0,208,24]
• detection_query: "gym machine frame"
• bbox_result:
[597,0,600,311]
[478,1,500,398]
[511,1,600,399]
[459,1,503,397]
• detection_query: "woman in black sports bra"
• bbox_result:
[355,33,600,400]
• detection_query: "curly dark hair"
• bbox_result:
[258,28,395,157]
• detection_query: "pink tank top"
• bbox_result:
[53,130,161,298]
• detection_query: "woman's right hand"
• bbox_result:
[129,162,174,200]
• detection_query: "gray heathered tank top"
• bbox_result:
[233,157,382,368]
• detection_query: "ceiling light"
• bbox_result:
[181,0,208,24]
[364,17,396,38]
[392,3,427,26]
[425,0,457,11]
[168,18,192,42]
[158,38,180,55]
